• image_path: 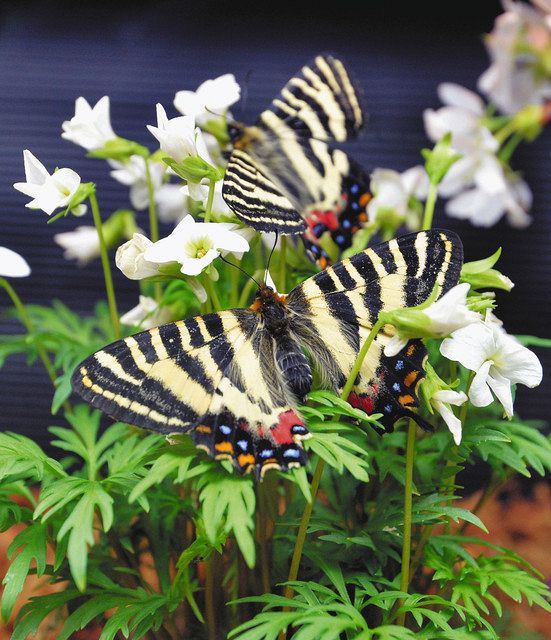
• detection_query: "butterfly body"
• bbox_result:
[222,54,373,263]
[73,230,463,479]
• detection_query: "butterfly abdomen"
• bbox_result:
[275,335,312,401]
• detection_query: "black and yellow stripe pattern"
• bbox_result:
[222,53,372,260]
[286,230,463,427]
[72,230,463,478]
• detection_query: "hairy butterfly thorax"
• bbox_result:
[221,53,373,267]
[72,230,464,480]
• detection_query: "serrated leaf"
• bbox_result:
[1,523,48,621]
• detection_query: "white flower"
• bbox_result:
[13,150,81,216]
[155,183,192,224]
[174,74,241,124]
[61,96,116,150]
[54,226,100,266]
[116,233,161,280]
[478,2,551,114]
[144,215,249,276]
[424,84,502,198]
[445,172,532,228]
[384,283,480,357]
[0,247,30,277]
[368,166,429,224]
[440,321,543,417]
[120,296,172,329]
[423,83,534,227]
[110,156,164,210]
[147,104,213,164]
[430,389,468,445]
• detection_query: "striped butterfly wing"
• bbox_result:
[222,53,371,261]
[221,149,306,234]
[72,310,310,478]
[286,230,463,427]
[261,53,364,142]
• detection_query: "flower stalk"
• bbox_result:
[89,191,121,338]
[283,318,385,601]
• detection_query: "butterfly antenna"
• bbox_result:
[264,232,279,284]
[219,255,261,289]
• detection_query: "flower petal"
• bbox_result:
[0,247,31,277]
[468,359,494,407]
[487,368,514,417]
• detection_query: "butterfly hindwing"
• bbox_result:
[72,309,311,478]
[286,230,463,427]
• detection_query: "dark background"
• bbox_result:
[1,1,549,462]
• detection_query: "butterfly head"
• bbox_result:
[250,283,288,327]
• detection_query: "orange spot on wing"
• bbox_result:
[406,344,416,357]
[238,453,255,468]
[399,394,415,406]
[359,192,372,207]
[404,371,419,387]
[196,424,212,434]
[215,441,233,454]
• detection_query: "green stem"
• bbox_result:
[90,192,121,338]
[421,181,438,231]
[230,259,240,307]
[278,236,287,292]
[204,275,222,311]
[203,179,216,223]
[283,319,385,600]
[204,556,217,640]
[397,419,416,627]
[0,277,57,385]
[144,159,162,302]
[494,119,517,145]
[0,277,71,412]
[498,132,523,164]
[144,159,160,243]
[282,457,325,599]
[408,370,476,584]
[257,483,271,594]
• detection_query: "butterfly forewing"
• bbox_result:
[221,149,306,234]
[72,309,310,478]
[263,53,363,142]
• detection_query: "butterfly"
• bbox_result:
[221,53,373,267]
[72,230,463,480]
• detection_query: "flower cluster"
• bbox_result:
[369,0,551,231]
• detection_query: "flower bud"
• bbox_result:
[460,247,514,292]
[116,233,161,280]
[422,133,462,185]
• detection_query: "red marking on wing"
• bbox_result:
[307,210,339,232]
[348,392,374,414]
[271,409,304,444]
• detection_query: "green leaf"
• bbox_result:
[0,432,66,482]
[198,471,256,567]
[1,523,48,622]
[129,441,206,503]
[34,477,113,591]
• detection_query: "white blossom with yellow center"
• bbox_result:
[144,215,250,276]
